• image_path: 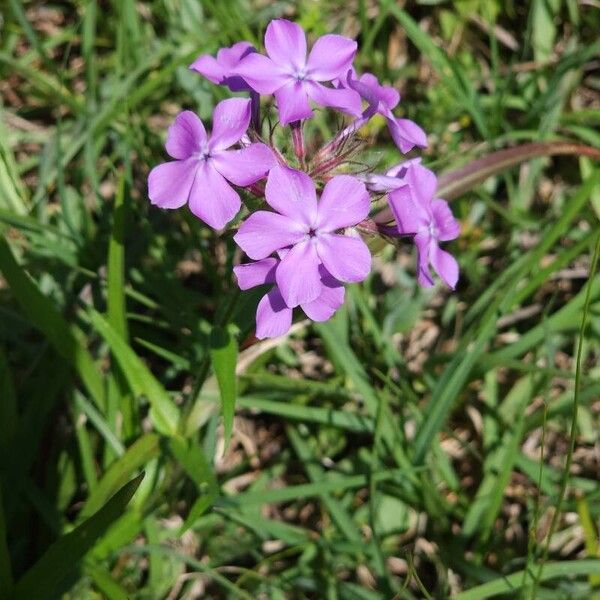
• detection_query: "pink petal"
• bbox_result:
[234,54,289,94]
[234,211,305,260]
[406,162,437,208]
[190,42,254,84]
[165,111,207,159]
[275,81,313,125]
[316,175,370,232]
[301,268,345,322]
[265,19,306,70]
[265,166,317,227]
[306,34,357,81]
[233,258,278,290]
[209,98,251,151]
[148,159,198,210]
[276,240,322,307]
[386,157,421,178]
[217,41,255,68]
[188,163,240,229]
[306,82,362,116]
[388,184,429,235]
[360,73,399,109]
[388,117,428,154]
[212,143,276,187]
[432,200,460,241]
[255,288,293,339]
[430,244,459,289]
[414,232,434,288]
[316,233,371,283]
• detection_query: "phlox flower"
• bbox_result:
[234,166,371,308]
[234,257,344,339]
[235,19,362,125]
[388,162,460,288]
[346,71,427,154]
[189,41,256,92]
[148,98,276,229]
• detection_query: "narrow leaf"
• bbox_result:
[89,310,179,435]
[209,326,237,449]
[12,474,144,600]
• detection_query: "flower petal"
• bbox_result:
[212,143,276,187]
[432,199,460,241]
[306,34,357,81]
[188,163,240,229]
[301,267,345,322]
[234,211,305,260]
[265,19,306,70]
[209,98,251,151]
[316,233,371,283]
[306,82,362,116]
[148,159,198,209]
[255,288,293,339]
[406,162,437,208]
[275,81,313,125]
[264,165,317,226]
[388,184,429,234]
[233,258,278,290]
[317,175,369,232]
[190,42,255,87]
[414,232,434,288]
[385,157,421,178]
[348,72,399,112]
[234,54,289,94]
[276,240,322,307]
[189,54,225,84]
[430,244,459,289]
[387,117,428,154]
[165,111,207,159]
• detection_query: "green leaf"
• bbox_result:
[209,326,238,448]
[0,237,105,410]
[89,310,179,435]
[80,434,159,520]
[11,474,144,600]
[107,170,128,340]
[0,485,13,597]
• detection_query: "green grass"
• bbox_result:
[1,1,600,598]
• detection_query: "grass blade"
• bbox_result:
[12,474,144,600]
[210,325,238,449]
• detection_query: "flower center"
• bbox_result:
[428,222,438,237]
[295,66,308,82]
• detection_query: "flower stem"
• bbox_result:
[290,120,306,169]
[250,91,260,132]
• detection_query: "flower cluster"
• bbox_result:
[148,19,460,339]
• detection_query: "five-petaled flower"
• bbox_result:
[234,166,372,307]
[234,257,344,339]
[235,19,362,125]
[148,98,276,229]
[388,162,460,289]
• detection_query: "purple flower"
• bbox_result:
[388,163,460,288]
[234,166,371,307]
[235,19,362,125]
[234,257,345,339]
[148,98,276,229]
[189,41,256,92]
[346,71,427,154]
